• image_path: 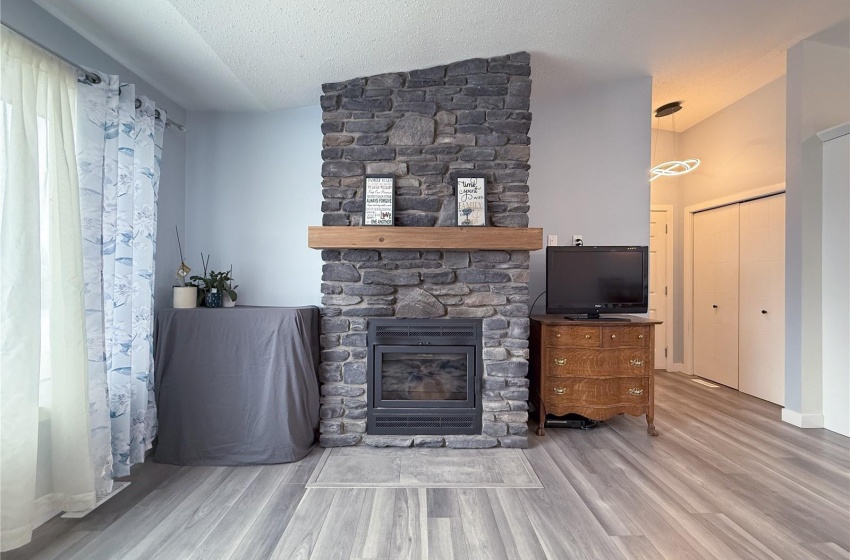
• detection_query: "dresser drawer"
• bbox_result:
[545,348,651,376]
[601,326,650,348]
[544,326,600,347]
[545,377,649,407]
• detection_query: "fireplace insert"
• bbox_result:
[367,318,482,435]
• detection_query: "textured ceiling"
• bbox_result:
[35,0,849,130]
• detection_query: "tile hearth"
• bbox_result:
[306,447,542,489]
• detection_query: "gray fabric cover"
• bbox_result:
[153,306,320,465]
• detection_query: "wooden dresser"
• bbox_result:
[529,315,662,436]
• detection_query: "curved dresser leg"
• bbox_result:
[646,415,659,436]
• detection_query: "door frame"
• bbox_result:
[684,183,785,376]
[650,205,675,372]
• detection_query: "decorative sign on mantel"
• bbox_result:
[456,174,488,227]
[363,175,395,226]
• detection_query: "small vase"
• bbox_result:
[205,288,223,308]
[173,286,198,308]
[223,291,236,308]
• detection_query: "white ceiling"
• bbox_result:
[35,0,849,130]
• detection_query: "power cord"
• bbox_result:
[530,291,546,314]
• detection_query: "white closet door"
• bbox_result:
[739,195,786,405]
[649,210,669,368]
[693,204,740,388]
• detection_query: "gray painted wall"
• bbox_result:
[528,77,653,312]
[184,108,324,307]
[1,0,188,312]
[186,75,653,313]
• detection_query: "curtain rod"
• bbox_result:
[1,21,187,132]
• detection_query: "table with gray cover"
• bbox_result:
[153,306,320,465]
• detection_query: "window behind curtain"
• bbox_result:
[1,102,52,408]
[37,114,51,408]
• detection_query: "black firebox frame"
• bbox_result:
[367,318,483,436]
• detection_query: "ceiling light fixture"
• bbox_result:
[650,101,700,182]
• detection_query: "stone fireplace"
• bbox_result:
[318,52,533,448]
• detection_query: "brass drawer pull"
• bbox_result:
[638,334,644,339]
[553,387,566,395]
[630,359,644,367]
[555,333,561,338]
[627,388,644,396]
[610,334,617,339]
[554,358,566,365]
[585,334,591,339]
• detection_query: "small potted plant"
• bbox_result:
[172,228,197,308]
[190,253,238,308]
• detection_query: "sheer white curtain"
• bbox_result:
[0,29,95,551]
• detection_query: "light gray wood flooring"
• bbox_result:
[7,371,849,560]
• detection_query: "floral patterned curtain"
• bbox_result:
[76,73,165,489]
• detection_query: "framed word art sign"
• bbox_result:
[363,175,395,226]
[456,174,487,226]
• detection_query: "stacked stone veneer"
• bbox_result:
[318,52,532,449]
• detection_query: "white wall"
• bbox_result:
[528,77,653,311]
[185,107,324,307]
[678,77,786,208]
[650,129,682,206]
[2,0,188,312]
[784,35,850,423]
[820,128,849,436]
[651,77,786,365]
[650,129,683,364]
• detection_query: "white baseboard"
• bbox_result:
[61,482,131,519]
[669,363,686,374]
[781,408,825,428]
[824,418,850,438]
[32,504,61,531]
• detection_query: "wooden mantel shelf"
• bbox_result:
[308,226,544,251]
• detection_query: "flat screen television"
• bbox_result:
[546,245,649,319]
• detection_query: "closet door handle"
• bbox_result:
[712,304,718,309]
[761,310,767,314]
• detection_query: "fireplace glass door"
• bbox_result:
[374,345,475,408]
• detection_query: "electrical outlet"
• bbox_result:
[547,234,558,246]
[573,235,583,246]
